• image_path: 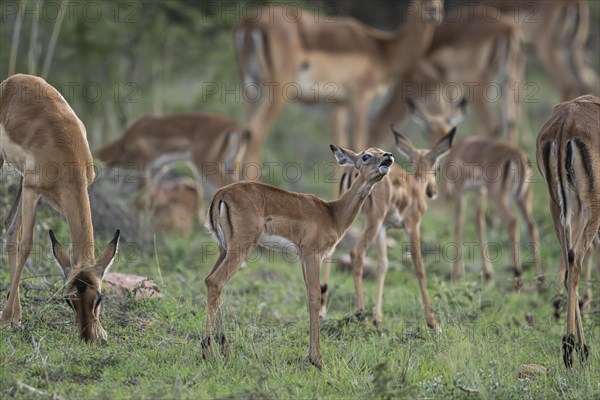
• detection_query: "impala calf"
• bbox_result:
[0,74,120,341]
[96,112,249,198]
[536,95,599,368]
[324,126,456,330]
[202,145,394,369]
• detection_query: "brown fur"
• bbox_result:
[494,0,598,100]
[202,145,394,369]
[321,127,456,330]
[235,0,444,166]
[369,6,523,146]
[536,94,600,368]
[95,112,248,197]
[0,74,119,341]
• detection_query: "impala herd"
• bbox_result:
[1,0,598,371]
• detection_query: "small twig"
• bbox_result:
[153,234,164,287]
[457,386,480,394]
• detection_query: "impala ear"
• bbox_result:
[330,144,359,167]
[223,129,249,166]
[391,125,418,161]
[446,98,468,127]
[427,127,457,162]
[49,230,72,278]
[407,98,429,128]
[95,230,120,279]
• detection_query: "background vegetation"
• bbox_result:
[1,0,599,398]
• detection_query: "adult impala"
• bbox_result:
[536,95,599,368]
[235,0,444,166]
[321,126,456,329]
[369,4,523,146]
[0,74,120,341]
[492,0,598,100]
[96,112,249,198]
[202,145,394,369]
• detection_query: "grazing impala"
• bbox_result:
[202,145,394,369]
[0,74,120,341]
[235,0,444,165]
[405,100,542,283]
[536,95,599,368]
[323,126,456,330]
[96,112,249,198]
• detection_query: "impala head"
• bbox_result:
[330,145,394,183]
[392,125,456,199]
[407,97,467,146]
[49,229,120,342]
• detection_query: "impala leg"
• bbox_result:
[1,188,39,326]
[245,90,286,168]
[517,191,543,281]
[563,250,585,368]
[302,255,323,370]
[203,244,253,358]
[552,254,569,320]
[373,227,388,328]
[319,258,331,320]
[475,188,493,281]
[350,215,385,315]
[579,248,593,314]
[350,96,368,151]
[452,194,465,280]
[495,199,521,288]
[408,226,439,333]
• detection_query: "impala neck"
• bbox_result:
[64,186,95,266]
[383,4,436,74]
[329,174,376,236]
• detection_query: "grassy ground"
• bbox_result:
[2,11,600,399]
[1,166,599,399]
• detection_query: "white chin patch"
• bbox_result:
[379,165,390,174]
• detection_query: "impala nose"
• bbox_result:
[381,153,393,166]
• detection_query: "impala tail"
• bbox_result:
[206,196,232,250]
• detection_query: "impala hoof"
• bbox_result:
[309,356,323,371]
[201,337,213,360]
[562,334,575,368]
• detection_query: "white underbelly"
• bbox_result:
[258,233,299,255]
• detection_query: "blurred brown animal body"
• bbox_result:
[321,127,456,331]
[95,112,249,198]
[369,5,523,146]
[235,0,444,166]
[0,74,119,341]
[147,177,202,236]
[408,100,543,283]
[493,0,598,100]
[536,94,600,368]
[201,145,394,369]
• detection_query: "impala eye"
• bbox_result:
[362,154,371,162]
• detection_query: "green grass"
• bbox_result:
[1,196,599,399]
